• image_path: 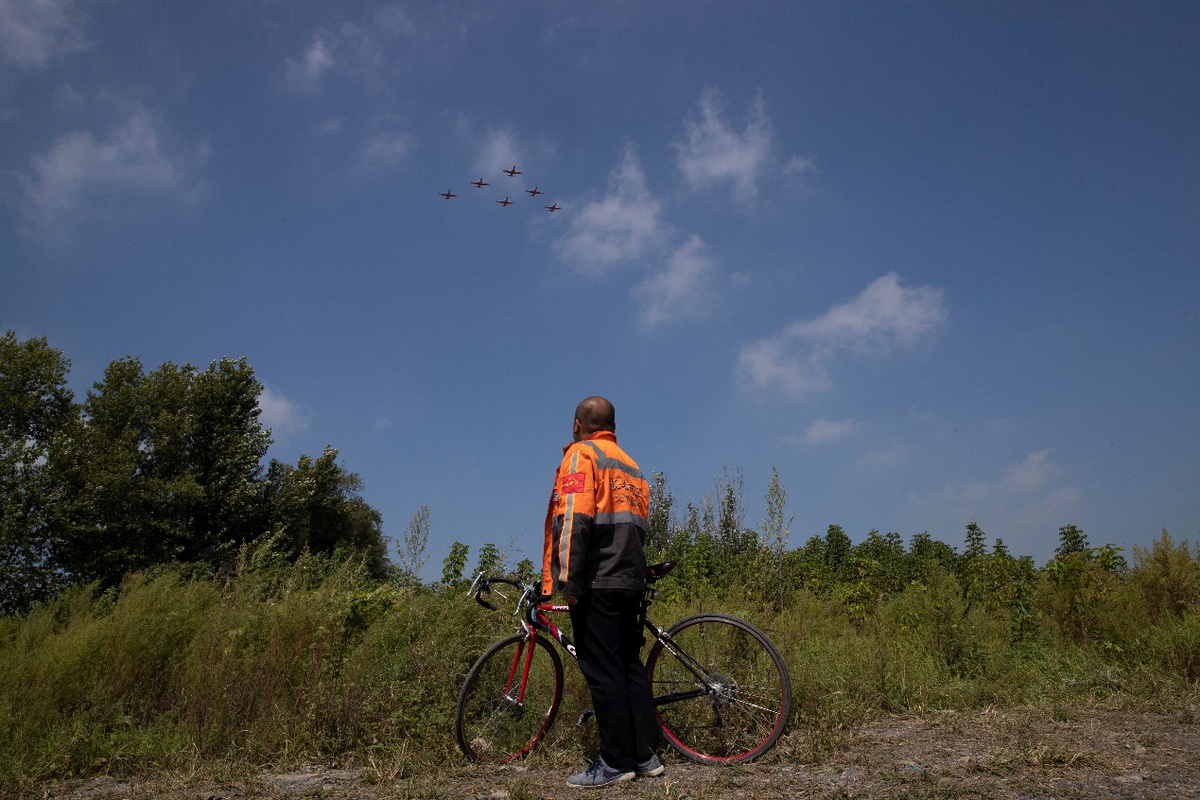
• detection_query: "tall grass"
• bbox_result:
[2,551,1198,789]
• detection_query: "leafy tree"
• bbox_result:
[853,530,909,595]
[474,542,502,577]
[56,358,272,585]
[823,524,852,582]
[1040,529,1126,645]
[958,521,990,609]
[645,470,673,558]
[758,467,793,607]
[441,541,469,587]
[1131,529,1200,621]
[713,467,750,556]
[908,531,958,584]
[263,446,388,577]
[0,332,76,614]
[1055,524,1089,558]
[786,535,830,593]
[396,504,431,585]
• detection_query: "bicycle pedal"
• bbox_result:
[576,708,595,726]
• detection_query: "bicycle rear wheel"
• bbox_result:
[455,632,564,763]
[646,613,791,764]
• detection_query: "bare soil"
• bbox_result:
[27,705,1200,800]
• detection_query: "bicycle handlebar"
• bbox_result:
[469,561,678,612]
[469,573,548,612]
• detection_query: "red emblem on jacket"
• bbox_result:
[560,472,586,494]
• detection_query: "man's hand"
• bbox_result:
[564,593,581,606]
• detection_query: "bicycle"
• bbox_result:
[455,560,792,765]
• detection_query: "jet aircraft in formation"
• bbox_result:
[440,165,562,212]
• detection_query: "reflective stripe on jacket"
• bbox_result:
[541,431,649,596]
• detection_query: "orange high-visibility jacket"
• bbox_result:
[541,431,650,597]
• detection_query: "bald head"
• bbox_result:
[573,396,616,439]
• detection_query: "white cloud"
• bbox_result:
[858,443,906,469]
[17,109,208,236]
[283,5,415,95]
[793,417,859,445]
[259,387,310,436]
[674,88,799,204]
[362,130,411,167]
[554,143,665,275]
[285,31,336,93]
[0,0,89,68]
[738,273,947,399]
[637,235,717,326]
[912,450,1082,555]
[474,127,523,177]
[1001,449,1057,493]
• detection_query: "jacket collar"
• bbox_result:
[563,430,616,453]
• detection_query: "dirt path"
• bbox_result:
[32,706,1200,799]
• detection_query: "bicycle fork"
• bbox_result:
[502,628,539,709]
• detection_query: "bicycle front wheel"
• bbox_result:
[455,632,564,763]
[646,613,792,764]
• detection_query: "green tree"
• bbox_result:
[908,531,958,585]
[824,524,852,582]
[1040,529,1126,645]
[0,332,77,614]
[713,467,750,556]
[474,542,502,576]
[263,446,388,577]
[441,541,470,587]
[645,470,673,559]
[1131,529,1200,621]
[758,467,793,607]
[853,530,908,595]
[56,358,272,585]
[1055,524,1089,558]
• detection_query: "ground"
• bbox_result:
[26,705,1200,800]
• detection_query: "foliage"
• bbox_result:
[441,541,469,588]
[1,507,1198,788]
[54,357,272,587]
[0,333,391,613]
[1131,529,1200,621]
[263,446,388,578]
[396,504,431,585]
[0,332,75,614]
[4,332,1199,786]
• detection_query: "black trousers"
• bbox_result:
[568,588,659,770]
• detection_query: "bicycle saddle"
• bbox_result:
[644,561,677,581]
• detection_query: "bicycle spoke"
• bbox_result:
[456,634,564,763]
[647,614,791,764]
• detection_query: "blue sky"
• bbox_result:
[3,1,1198,578]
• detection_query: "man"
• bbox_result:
[541,396,663,788]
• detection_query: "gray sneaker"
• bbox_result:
[636,754,666,777]
[567,757,635,789]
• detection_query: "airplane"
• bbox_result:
[526,186,544,197]
[496,196,514,207]
[440,190,458,200]
[544,203,560,213]
[471,178,489,188]
[503,165,522,177]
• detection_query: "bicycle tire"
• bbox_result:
[455,632,564,763]
[646,612,792,764]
